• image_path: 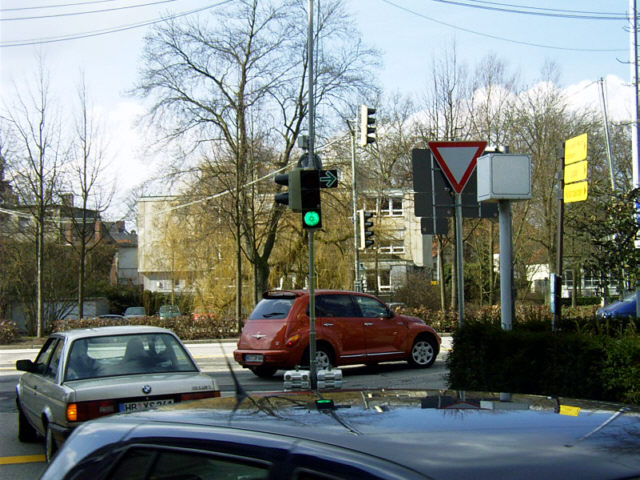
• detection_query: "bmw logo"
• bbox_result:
[142,385,152,394]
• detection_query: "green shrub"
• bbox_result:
[51,315,238,340]
[447,319,638,404]
[0,320,19,344]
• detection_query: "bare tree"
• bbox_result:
[418,42,470,310]
[135,0,378,326]
[67,78,114,319]
[2,60,66,336]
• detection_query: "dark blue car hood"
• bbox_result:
[60,389,640,480]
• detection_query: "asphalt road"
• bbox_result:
[0,338,451,479]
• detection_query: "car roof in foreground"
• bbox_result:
[52,325,176,341]
[48,389,640,480]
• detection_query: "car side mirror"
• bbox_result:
[16,359,36,373]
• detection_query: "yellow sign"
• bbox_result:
[559,405,581,417]
[564,133,588,165]
[565,160,588,184]
[564,181,588,203]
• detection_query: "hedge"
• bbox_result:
[52,315,239,340]
[447,320,640,405]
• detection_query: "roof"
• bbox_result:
[51,326,175,341]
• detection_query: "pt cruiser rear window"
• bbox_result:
[249,298,295,320]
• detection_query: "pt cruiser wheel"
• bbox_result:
[408,337,437,368]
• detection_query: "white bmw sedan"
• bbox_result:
[15,325,219,462]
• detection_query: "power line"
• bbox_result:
[2,0,177,22]
[428,0,627,20]
[462,0,627,17]
[380,0,626,52]
[0,1,232,48]
[0,0,119,13]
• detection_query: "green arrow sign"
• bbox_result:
[319,169,338,188]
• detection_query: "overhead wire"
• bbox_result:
[380,0,626,52]
[1,0,178,22]
[0,1,233,48]
[0,0,119,12]
[461,0,627,17]
[427,0,628,20]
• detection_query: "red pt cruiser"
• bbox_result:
[234,289,441,378]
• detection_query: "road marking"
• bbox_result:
[0,454,45,465]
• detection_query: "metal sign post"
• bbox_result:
[454,193,465,327]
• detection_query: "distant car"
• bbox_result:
[41,389,640,480]
[596,292,638,319]
[96,314,125,320]
[123,306,146,318]
[158,304,181,319]
[234,289,441,378]
[15,326,219,462]
[191,306,216,322]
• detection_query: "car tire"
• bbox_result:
[408,336,437,368]
[249,366,278,378]
[17,406,38,443]
[45,423,58,463]
[302,345,334,370]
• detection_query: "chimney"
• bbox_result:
[61,193,74,208]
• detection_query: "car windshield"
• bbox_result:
[249,297,295,319]
[124,307,146,316]
[64,333,197,381]
[159,305,180,313]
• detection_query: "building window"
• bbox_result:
[378,241,405,255]
[378,270,392,292]
[379,196,403,216]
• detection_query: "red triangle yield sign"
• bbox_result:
[428,141,487,194]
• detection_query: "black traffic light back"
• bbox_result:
[274,169,302,212]
[360,105,376,147]
[358,209,374,249]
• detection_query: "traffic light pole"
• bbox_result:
[307,0,318,391]
[308,230,317,389]
[350,120,361,292]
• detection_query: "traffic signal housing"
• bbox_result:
[274,169,302,212]
[300,169,322,229]
[358,209,374,249]
[359,105,376,147]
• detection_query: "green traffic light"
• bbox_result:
[303,210,320,228]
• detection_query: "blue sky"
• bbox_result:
[0,0,635,218]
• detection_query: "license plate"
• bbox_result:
[245,354,263,363]
[119,399,174,413]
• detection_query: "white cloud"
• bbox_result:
[564,75,632,123]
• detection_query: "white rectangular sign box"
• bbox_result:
[477,154,532,201]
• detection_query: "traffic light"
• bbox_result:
[300,169,322,229]
[274,169,302,212]
[358,209,374,249]
[359,104,376,147]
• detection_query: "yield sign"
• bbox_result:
[428,141,487,194]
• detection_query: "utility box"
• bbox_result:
[477,154,532,201]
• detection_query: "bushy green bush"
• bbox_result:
[52,315,238,340]
[0,320,19,344]
[447,319,640,405]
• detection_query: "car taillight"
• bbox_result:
[67,400,116,422]
[179,390,221,402]
[286,334,300,347]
